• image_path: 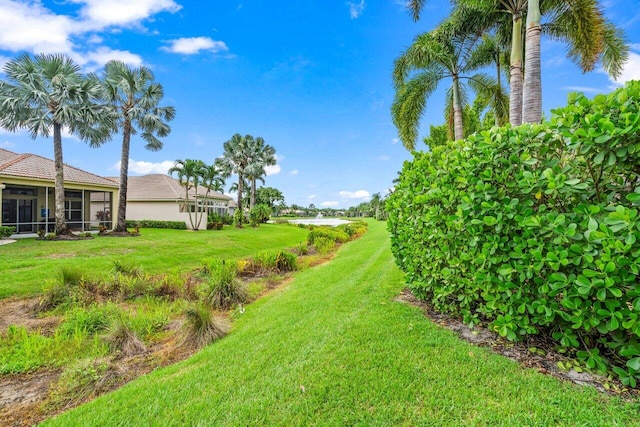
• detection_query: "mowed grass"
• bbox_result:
[46,221,639,426]
[0,224,308,298]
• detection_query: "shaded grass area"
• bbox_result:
[0,224,308,298]
[46,221,639,426]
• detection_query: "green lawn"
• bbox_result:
[0,224,308,298]
[45,221,639,426]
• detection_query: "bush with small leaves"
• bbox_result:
[387,81,640,386]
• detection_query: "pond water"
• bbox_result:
[287,218,352,227]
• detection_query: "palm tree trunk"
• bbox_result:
[523,0,542,124]
[452,75,464,141]
[250,178,256,210]
[509,14,524,126]
[185,186,195,230]
[194,185,202,230]
[495,59,502,127]
[236,173,244,228]
[53,122,70,235]
[115,118,131,232]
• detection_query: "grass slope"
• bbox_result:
[0,224,308,298]
[46,221,639,426]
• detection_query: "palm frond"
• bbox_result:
[391,70,441,150]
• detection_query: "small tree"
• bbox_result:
[169,159,206,230]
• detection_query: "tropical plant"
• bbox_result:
[99,60,175,233]
[255,186,285,209]
[392,18,501,148]
[216,134,254,227]
[522,0,628,123]
[245,137,277,210]
[249,203,272,226]
[169,159,207,230]
[200,163,225,219]
[0,53,112,235]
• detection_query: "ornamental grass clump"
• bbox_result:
[201,259,247,310]
[106,315,147,358]
[387,81,640,387]
[182,303,230,350]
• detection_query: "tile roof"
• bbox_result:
[0,148,118,188]
[125,174,232,202]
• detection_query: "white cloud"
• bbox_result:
[0,0,180,69]
[347,0,365,19]
[610,51,640,86]
[339,190,370,199]
[112,159,175,174]
[81,47,143,70]
[290,169,299,175]
[0,141,15,148]
[265,164,281,176]
[392,138,399,145]
[74,0,181,28]
[321,201,339,207]
[307,194,316,200]
[0,1,76,54]
[378,155,391,161]
[162,37,229,55]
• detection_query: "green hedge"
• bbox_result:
[0,226,15,239]
[125,220,187,230]
[387,81,640,386]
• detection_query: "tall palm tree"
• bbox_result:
[0,53,111,235]
[100,60,175,233]
[522,0,628,123]
[215,134,253,227]
[392,20,499,148]
[169,159,206,230]
[245,137,276,210]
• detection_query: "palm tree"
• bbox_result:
[169,159,206,230]
[245,137,277,210]
[522,0,628,123]
[200,163,225,219]
[215,134,253,227]
[392,19,499,148]
[100,60,175,233]
[0,53,111,235]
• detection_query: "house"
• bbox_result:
[94,174,234,230]
[0,148,119,234]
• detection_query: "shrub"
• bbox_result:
[275,250,297,272]
[387,81,640,386]
[249,204,272,227]
[207,221,223,230]
[182,303,230,349]
[124,220,187,230]
[0,226,15,239]
[307,227,349,245]
[200,259,247,309]
[313,237,335,255]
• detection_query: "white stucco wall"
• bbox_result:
[126,200,199,229]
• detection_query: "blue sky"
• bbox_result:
[0,0,639,208]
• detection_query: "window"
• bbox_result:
[65,200,82,221]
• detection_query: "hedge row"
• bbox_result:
[387,81,640,386]
[125,220,187,230]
